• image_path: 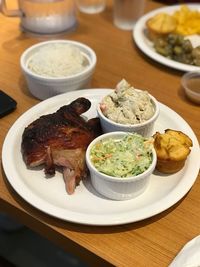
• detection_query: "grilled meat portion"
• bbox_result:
[21,97,101,194]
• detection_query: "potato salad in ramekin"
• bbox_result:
[97,79,160,137]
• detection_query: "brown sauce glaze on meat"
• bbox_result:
[21,97,102,194]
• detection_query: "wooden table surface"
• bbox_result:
[0,1,200,266]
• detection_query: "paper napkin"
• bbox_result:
[169,235,200,267]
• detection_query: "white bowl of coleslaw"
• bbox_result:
[97,79,160,137]
[86,131,157,200]
[20,40,96,100]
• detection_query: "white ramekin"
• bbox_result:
[20,40,97,100]
[97,90,160,137]
[86,131,157,200]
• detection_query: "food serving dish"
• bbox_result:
[86,132,157,200]
[20,40,96,100]
[2,89,200,226]
[97,88,159,137]
[133,4,200,72]
[181,71,200,104]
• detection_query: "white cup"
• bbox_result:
[113,0,145,30]
[75,0,106,14]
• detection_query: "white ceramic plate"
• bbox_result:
[133,4,200,72]
[2,89,200,226]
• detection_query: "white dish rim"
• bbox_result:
[2,88,200,226]
[133,4,200,72]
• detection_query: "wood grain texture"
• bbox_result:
[0,1,199,266]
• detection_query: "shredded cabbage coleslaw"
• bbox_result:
[90,133,154,178]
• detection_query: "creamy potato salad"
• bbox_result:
[100,79,155,125]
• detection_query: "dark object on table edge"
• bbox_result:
[0,90,17,118]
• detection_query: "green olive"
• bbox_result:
[175,35,184,45]
[182,40,193,53]
[192,46,200,58]
[152,33,196,66]
[173,46,183,55]
[167,33,179,45]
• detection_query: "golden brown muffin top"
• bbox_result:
[153,129,193,161]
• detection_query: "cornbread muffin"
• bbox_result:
[146,13,177,41]
[153,129,193,173]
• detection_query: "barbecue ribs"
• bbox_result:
[21,97,101,194]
